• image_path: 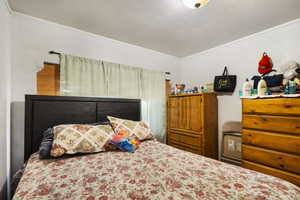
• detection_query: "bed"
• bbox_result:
[13,95,300,200]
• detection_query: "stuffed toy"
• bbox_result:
[258,52,273,75]
[111,131,140,153]
[279,61,299,80]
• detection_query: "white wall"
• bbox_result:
[0,0,11,196]
[180,18,300,154]
[10,12,181,174]
[11,12,180,102]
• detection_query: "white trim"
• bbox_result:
[184,17,300,58]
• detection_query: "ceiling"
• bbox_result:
[9,0,300,57]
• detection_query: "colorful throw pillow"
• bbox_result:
[107,116,154,141]
[50,124,115,157]
[110,130,140,152]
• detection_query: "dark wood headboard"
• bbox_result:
[24,95,141,161]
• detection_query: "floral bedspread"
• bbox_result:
[14,140,300,200]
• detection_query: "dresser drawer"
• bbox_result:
[243,114,300,135]
[243,145,300,175]
[242,160,300,187]
[243,98,300,116]
[169,141,202,155]
[168,131,202,147]
[242,129,300,155]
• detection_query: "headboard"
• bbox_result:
[25,95,141,161]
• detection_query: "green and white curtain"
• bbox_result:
[60,54,166,142]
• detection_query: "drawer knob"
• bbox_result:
[284,104,292,108]
[280,164,284,168]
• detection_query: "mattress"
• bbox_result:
[13,140,300,200]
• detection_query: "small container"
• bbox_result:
[193,87,198,93]
[239,90,243,97]
[205,82,214,93]
[284,82,290,94]
[266,90,272,95]
[257,77,267,96]
[242,78,252,97]
[289,80,297,94]
[199,86,205,93]
[251,89,258,96]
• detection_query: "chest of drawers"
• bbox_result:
[167,93,218,159]
[242,98,300,186]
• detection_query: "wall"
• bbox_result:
[11,12,180,102]
[11,12,181,174]
[180,18,300,154]
[0,0,11,197]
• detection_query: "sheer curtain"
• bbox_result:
[60,54,166,141]
[140,69,166,142]
[103,61,142,98]
[60,55,107,96]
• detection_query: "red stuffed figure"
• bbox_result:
[258,52,273,75]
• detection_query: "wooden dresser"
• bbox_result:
[167,93,218,159]
[242,98,300,186]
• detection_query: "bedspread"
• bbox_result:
[14,140,300,200]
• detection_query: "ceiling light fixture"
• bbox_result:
[182,0,210,9]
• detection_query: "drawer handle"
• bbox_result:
[279,164,284,168]
[261,118,267,122]
[284,104,292,108]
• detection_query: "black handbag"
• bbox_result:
[214,66,237,93]
[251,74,283,89]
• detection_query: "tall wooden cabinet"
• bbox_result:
[242,98,300,186]
[167,93,218,159]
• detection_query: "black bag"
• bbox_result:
[214,66,237,93]
[252,74,283,89]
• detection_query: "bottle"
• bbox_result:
[242,79,252,97]
[289,80,296,94]
[257,77,267,96]
[284,81,290,94]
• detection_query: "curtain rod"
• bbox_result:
[48,51,170,74]
[49,51,61,55]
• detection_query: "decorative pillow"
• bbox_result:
[50,124,115,157]
[39,128,54,159]
[38,122,112,159]
[92,121,111,126]
[110,130,140,152]
[107,116,154,140]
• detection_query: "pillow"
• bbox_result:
[110,130,140,152]
[50,124,115,157]
[92,121,111,126]
[38,122,112,159]
[39,128,54,159]
[107,116,154,140]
